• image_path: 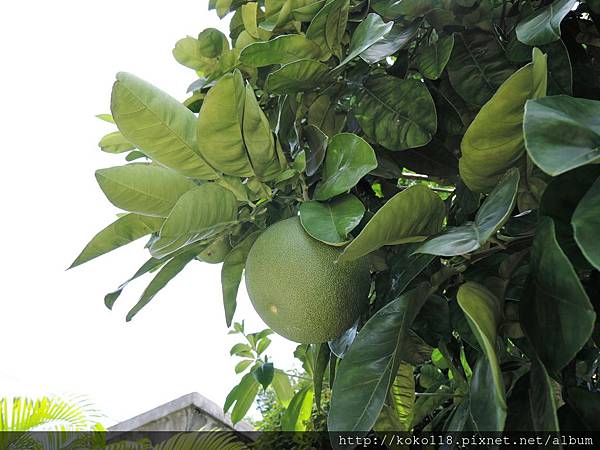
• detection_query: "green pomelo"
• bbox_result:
[244,217,371,343]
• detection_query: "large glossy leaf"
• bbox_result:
[98,131,134,154]
[418,168,519,256]
[265,59,330,94]
[520,217,596,371]
[224,373,260,424]
[447,31,514,107]
[354,76,437,151]
[375,362,415,431]
[150,184,238,258]
[529,356,560,432]
[523,95,600,176]
[242,85,281,180]
[460,48,547,192]
[239,34,323,66]
[339,13,393,66]
[313,133,378,200]
[328,283,432,433]
[70,214,163,268]
[111,73,218,179]
[340,185,445,262]
[299,195,365,245]
[281,386,314,431]
[305,0,350,58]
[360,21,420,64]
[516,0,576,46]
[572,177,600,270]
[95,164,196,217]
[415,34,454,80]
[197,71,254,177]
[221,231,261,326]
[457,282,506,431]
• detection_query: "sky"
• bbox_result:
[0,0,298,426]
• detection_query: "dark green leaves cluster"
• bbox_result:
[75,0,600,437]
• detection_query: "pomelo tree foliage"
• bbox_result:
[73,0,600,436]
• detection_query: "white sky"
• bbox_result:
[0,0,298,426]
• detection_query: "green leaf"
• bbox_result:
[96,113,114,123]
[197,71,254,177]
[70,214,163,268]
[230,343,253,356]
[197,28,228,58]
[360,21,420,64]
[253,362,275,390]
[305,125,328,176]
[313,343,330,411]
[447,31,514,107]
[572,177,600,270]
[328,283,432,432]
[391,363,415,431]
[306,0,350,58]
[221,231,262,327]
[281,386,314,431]
[354,75,437,151]
[520,217,596,371]
[340,185,445,262]
[126,248,200,321]
[524,95,600,176]
[415,34,454,80]
[299,195,365,245]
[98,131,134,154]
[271,370,294,407]
[339,13,393,66]
[150,184,238,258]
[457,282,506,432]
[417,168,520,256]
[265,59,330,95]
[125,150,147,162]
[111,72,218,179]
[529,355,560,433]
[307,95,345,137]
[239,34,323,66]
[313,133,378,200]
[371,0,439,19]
[95,163,196,217]
[235,359,253,374]
[224,373,260,424]
[516,0,576,46]
[173,37,214,71]
[460,48,547,192]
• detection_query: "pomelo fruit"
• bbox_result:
[244,217,370,343]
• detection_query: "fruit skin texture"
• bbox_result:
[245,217,371,343]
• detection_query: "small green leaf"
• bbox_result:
[239,34,323,66]
[95,164,196,218]
[415,34,455,80]
[235,360,253,374]
[328,283,432,433]
[96,113,114,123]
[224,373,260,424]
[520,217,596,371]
[354,75,437,151]
[271,370,294,407]
[281,386,315,431]
[111,72,218,179]
[457,282,506,432]
[460,48,547,192]
[253,362,275,390]
[221,231,262,326]
[99,131,135,154]
[341,185,445,262]
[313,133,378,201]
[256,337,271,355]
[230,343,253,356]
[339,13,393,66]
[265,59,330,95]
[572,177,600,270]
[70,214,163,268]
[150,184,238,258]
[299,195,365,246]
[417,168,520,256]
[524,95,600,176]
[516,0,576,46]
